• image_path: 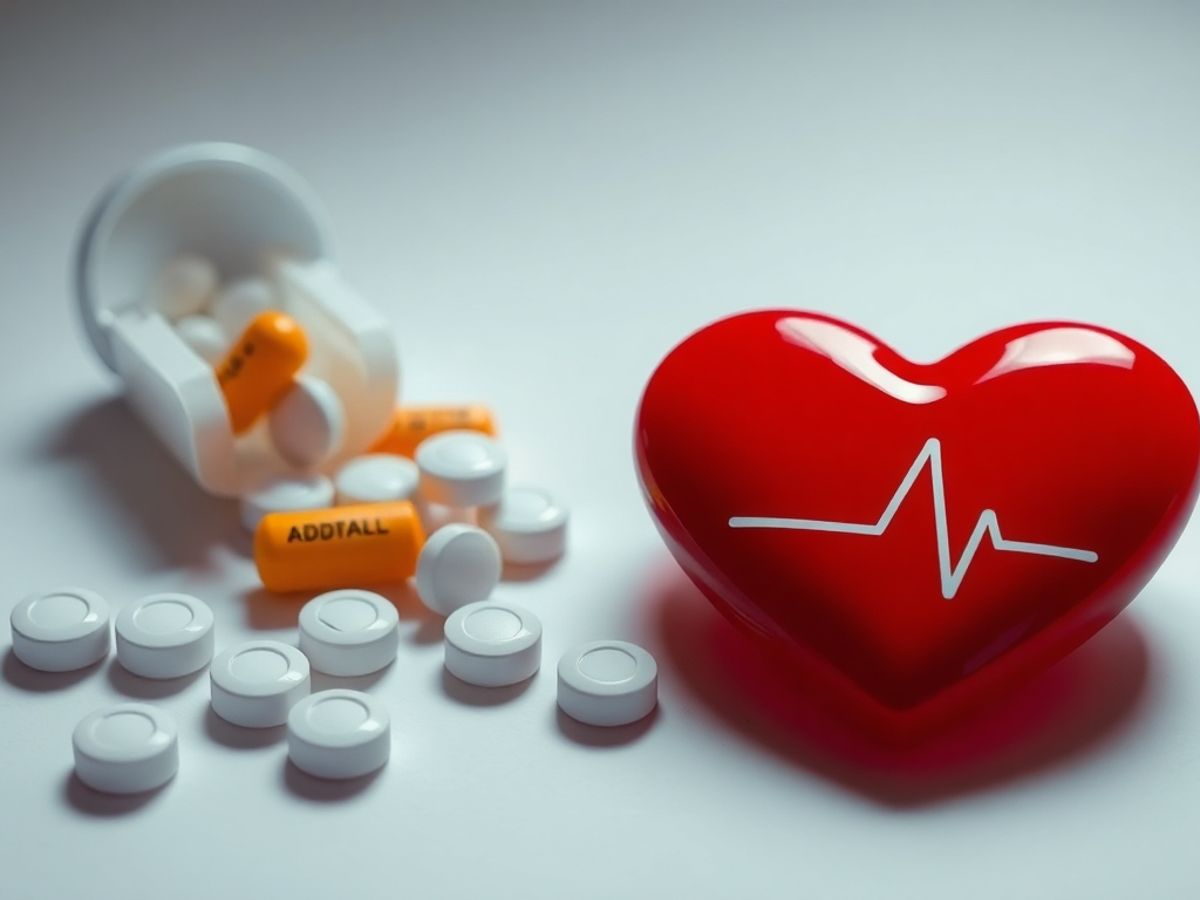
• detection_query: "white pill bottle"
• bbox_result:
[74,143,398,496]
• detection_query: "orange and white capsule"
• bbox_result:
[254,501,425,593]
[370,405,497,458]
[216,311,308,434]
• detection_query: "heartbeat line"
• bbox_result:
[728,437,1098,600]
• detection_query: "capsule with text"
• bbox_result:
[370,405,496,458]
[216,310,308,434]
[254,501,426,593]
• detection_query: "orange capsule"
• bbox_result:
[370,405,497,458]
[254,501,425,593]
[215,311,308,434]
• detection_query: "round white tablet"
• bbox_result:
[210,640,310,728]
[416,430,507,507]
[268,375,346,468]
[287,690,390,780]
[444,601,542,687]
[175,314,228,363]
[334,454,419,505]
[299,589,399,676]
[414,524,502,616]
[478,485,568,565]
[557,640,658,727]
[115,593,214,679]
[10,587,111,672]
[240,474,335,532]
[212,276,275,336]
[148,254,217,320]
[73,703,178,794]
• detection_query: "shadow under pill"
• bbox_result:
[554,706,659,748]
[439,667,534,706]
[409,617,444,646]
[281,760,381,802]
[61,771,168,817]
[241,586,308,630]
[311,668,389,694]
[106,659,205,699]
[2,648,104,692]
[501,559,561,583]
[203,707,286,750]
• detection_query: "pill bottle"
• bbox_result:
[74,143,398,496]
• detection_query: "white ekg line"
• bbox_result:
[727,437,1099,600]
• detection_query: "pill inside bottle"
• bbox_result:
[216,310,308,434]
[254,500,426,593]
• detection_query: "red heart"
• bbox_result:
[636,311,1199,729]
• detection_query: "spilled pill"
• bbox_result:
[414,524,502,617]
[334,454,419,505]
[73,703,179,794]
[10,587,111,672]
[287,690,390,780]
[479,485,568,565]
[240,474,335,532]
[254,501,425,593]
[416,430,507,508]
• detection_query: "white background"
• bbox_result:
[2,2,1199,897]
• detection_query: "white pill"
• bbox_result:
[210,640,310,728]
[444,601,542,687]
[557,640,658,727]
[414,524,502,617]
[240,474,335,532]
[115,593,215,680]
[10,587,110,672]
[148,254,217,320]
[334,454,420,505]
[211,276,275,336]
[268,375,346,468]
[299,589,399,676]
[287,690,390,780]
[479,485,568,565]
[416,430,507,508]
[73,703,179,794]
[175,314,228,364]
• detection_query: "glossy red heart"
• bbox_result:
[636,312,1199,729]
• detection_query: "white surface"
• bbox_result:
[239,474,335,532]
[557,640,659,727]
[10,588,111,673]
[148,255,217,321]
[298,589,399,677]
[115,593,215,679]
[414,524,503,617]
[267,374,346,468]
[72,703,179,794]
[416,430,507,507]
[334,453,420,505]
[3,2,1200,898]
[444,600,542,687]
[209,640,311,728]
[479,485,569,565]
[287,689,391,780]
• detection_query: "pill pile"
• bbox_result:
[9,252,660,795]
